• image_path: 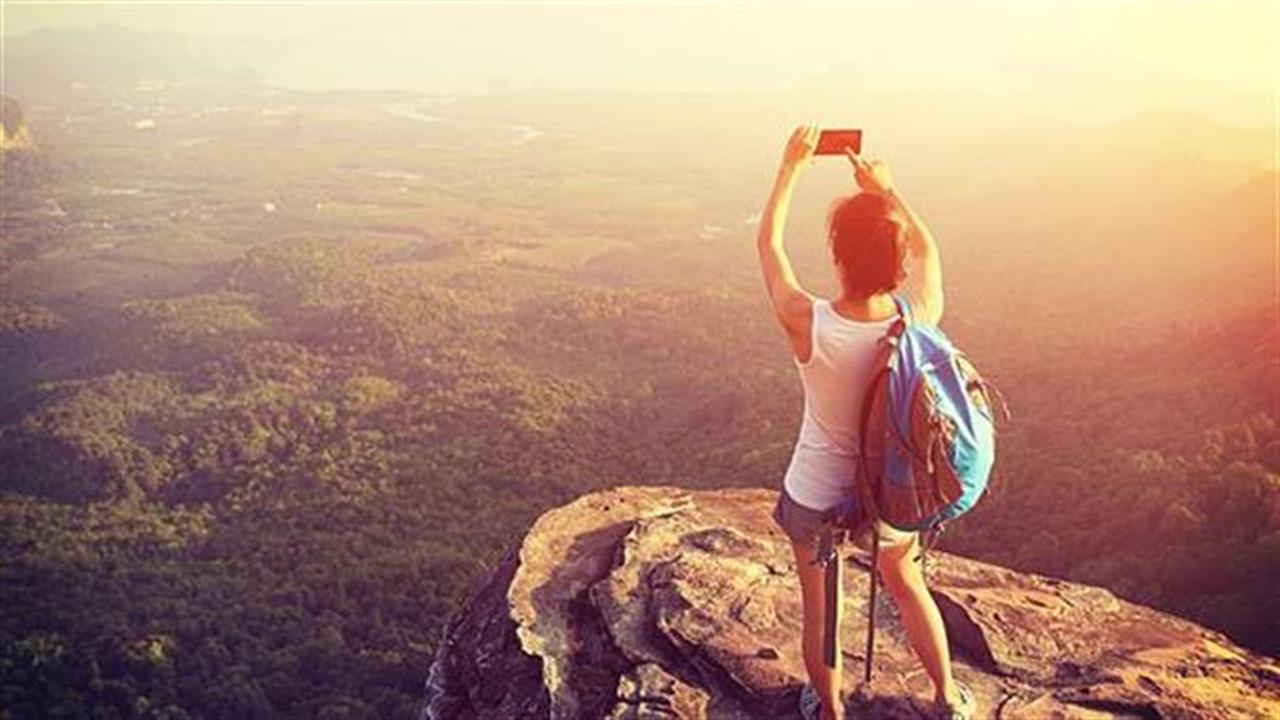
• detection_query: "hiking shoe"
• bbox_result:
[799,684,821,720]
[800,684,848,720]
[934,681,975,720]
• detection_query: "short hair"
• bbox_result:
[826,192,907,299]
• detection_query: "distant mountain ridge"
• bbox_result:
[1,23,256,102]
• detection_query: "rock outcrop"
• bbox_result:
[1,95,53,188]
[1,95,35,151]
[421,486,1280,719]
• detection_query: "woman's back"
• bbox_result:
[782,297,895,510]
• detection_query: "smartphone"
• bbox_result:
[815,129,863,156]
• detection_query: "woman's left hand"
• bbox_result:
[781,124,820,172]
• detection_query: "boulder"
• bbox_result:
[422,486,1280,719]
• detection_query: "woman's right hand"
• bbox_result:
[846,149,895,196]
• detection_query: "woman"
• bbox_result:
[756,126,975,720]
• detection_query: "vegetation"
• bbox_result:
[1,58,1276,718]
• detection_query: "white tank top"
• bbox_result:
[782,298,897,510]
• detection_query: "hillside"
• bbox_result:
[423,486,1280,719]
[1,23,1276,718]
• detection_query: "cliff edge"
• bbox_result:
[421,486,1280,719]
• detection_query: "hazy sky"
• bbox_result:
[3,1,1277,125]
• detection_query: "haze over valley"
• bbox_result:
[1,9,1276,718]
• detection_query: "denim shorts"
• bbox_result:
[771,486,916,550]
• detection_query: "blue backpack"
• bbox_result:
[852,293,1005,535]
[817,293,1008,675]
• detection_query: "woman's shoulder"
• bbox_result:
[825,297,897,327]
[782,294,818,366]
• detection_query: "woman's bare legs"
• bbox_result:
[791,539,845,720]
[876,533,962,705]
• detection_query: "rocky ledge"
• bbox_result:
[421,486,1280,719]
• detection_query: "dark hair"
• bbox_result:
[826,192,907,299]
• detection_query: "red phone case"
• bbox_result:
[816,130,863,155]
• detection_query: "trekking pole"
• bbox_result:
[863,527,879,684]
[821,527,842,668]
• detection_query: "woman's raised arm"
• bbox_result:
[845,150,945,325]
[756,126,819,357]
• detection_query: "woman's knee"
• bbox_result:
[876,537,925,594]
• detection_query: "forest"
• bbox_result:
[1,26,1277,719]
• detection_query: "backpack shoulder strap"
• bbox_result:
[891,292,912,324]
[855,310,909,514]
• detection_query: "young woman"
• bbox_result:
[757,126,975,720]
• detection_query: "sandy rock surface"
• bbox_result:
[422,486,1280,719]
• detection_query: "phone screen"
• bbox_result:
[815,130,863,155]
